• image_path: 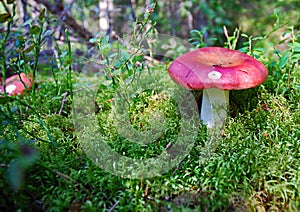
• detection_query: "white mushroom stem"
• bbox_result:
[200,88,229,129]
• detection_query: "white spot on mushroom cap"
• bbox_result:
[6,84,16,94]
[208,71,222,80]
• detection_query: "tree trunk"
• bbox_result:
[99,0,114,34]
[33,0,93,40]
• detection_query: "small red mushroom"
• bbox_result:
[0,73,33,97]
[168,47,268,128]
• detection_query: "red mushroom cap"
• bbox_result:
[168,47,268,90]
[0,73,33,96]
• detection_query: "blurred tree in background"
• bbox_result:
[0,0,298,78]
[0,0,299,75]
[1,0,298,46]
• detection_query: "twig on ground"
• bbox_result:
[58,90,70,115]
[107,197,122,212]
[172,158,187,176]
[53,169,78,183]
[52,169,89,193]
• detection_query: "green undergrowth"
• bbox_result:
[1,57,299,211]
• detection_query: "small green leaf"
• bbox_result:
[102,80,113,87]
[252,36,264,41]
[22,19,32,26]
[291,54,300,63]
[89,37,99,43]
[238,47,248,53]
[99,44,112,55]
[15,47,25,53]
[269,61,277,67]
[241,33,249,38]
[273,8,280,18]
[9,57,18,63]
[253,47,267,53]
[30,25,41,35]
[39,9,45,21]
[279,38,289,44]
[265,42,274,47]
[0,13,11,23]
[65,59,73,65]
[7,160,24,191]
[287,42,300,52]
[279,52,289,69]
[17,35,26,42]
[24,45,35,53]
[43,29,53,37]
[101,35,109,44]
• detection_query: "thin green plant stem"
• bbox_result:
[0,3,21,143]
[65,28,73,99]
[50,60,59,92]
[31,23,44,104]
[65,28,74,118]
[1,3,16,97]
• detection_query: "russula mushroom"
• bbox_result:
[168,47,268,128]
[0,73,33,96]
